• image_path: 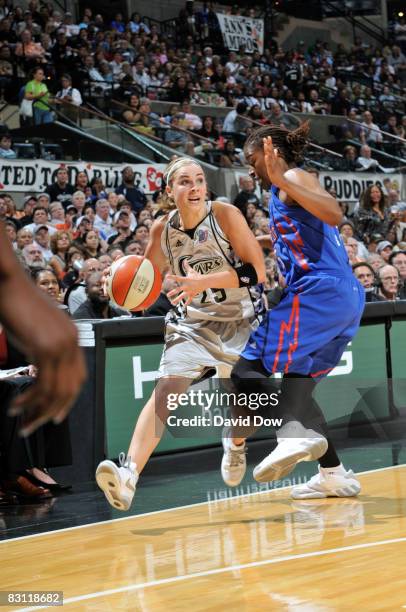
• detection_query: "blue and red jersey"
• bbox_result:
[268,185,352,286]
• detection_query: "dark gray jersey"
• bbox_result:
[161,202,257,321]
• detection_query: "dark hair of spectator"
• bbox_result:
[389,250,406,265]
[33,205,48,215]
[352,261,376,277]
[30,267,59,285]
[244,121,310,164]
[360,184,387,213]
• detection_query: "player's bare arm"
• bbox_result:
[0,222,86,435]
[143,216,169,274]
[263,136,342,226]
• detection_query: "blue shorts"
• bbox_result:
[243,275,365,380]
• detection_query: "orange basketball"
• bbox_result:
[106,255,162,311]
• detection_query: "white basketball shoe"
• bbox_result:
[291,465,361,499]
[221,434,247,487]
[96,452,138,511]
[253,422,328,483]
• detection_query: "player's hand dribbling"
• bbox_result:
[167,261,205,306]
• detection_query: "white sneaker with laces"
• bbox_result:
[96,452,138,511]
[253,424,328,483]
[221,435,246,487]
[291,465,361,499]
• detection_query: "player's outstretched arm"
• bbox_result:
[0,222,86,435]
[263,136,342,226]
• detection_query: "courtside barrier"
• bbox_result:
[69,302,406,482]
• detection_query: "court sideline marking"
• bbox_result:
[17,536,406,611]
[1,463,404,544]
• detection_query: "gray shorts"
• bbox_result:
[158,314,256,379]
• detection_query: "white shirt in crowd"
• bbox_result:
[56,87,83,106]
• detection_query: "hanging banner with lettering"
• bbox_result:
[0,160,166,194]
[319,171,404,202]
[216,14,264,54]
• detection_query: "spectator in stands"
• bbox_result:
[339,221,369,259]
[16,228,34,252]
[377,264,401,300]
[341,145,358,171]
[352,262,383,302]
[107,210,135,250]
[24,206,56,236]
[74,171,92,200]
[222,102,247,133]
[178,100,202,130]
[49,201,66,228]
[24,66,53,125]
[168,76,190,104]
[233,175,261,218]
[164,114,195,155]
[54,73,82,122]
[376,240,393,262]
[15,29,46,72]
[361,110,383,146]
[0,133,16,158]
[18,196,37,227]
[33,225,53,261]
[268,102,300,131]
[71,191,86,216]
[73,271,128,320]
[220,139,243,168]
[116,166,147,214]
[37,193,50,209]
[65,257,101,314]
[121,95,139,125]
[355,144,396,173]
[32,267,64,306]
[330,88,351,116]
[354,184,389,240]
[49,230,72,280]
[4,219,17,246]
[390,251,406,298]
[45,167,75,208]
[22,243,46,270]
[92,199,112,238]
[124,240,144,255]
[339,109,364,141]
[79,229,105,259]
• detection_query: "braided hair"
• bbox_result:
[244,121,310,165]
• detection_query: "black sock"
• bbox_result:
[276,374,341,469]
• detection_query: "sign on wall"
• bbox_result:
[216,14,264,54]
[319,171,404,203]
[0,160,166,194]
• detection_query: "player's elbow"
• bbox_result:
[327,210,343,227]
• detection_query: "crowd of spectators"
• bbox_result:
[0,2,405,505]
[0,1,404,169]
[1,161,406,322]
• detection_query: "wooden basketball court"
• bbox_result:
[1,464,405,611]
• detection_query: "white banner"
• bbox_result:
[216,14,264,54]
[0,160,166,194]
[319,171,404,202]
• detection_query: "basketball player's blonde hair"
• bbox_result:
[158,157,205,212]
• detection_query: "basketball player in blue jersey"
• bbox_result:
[222,122,365,499]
